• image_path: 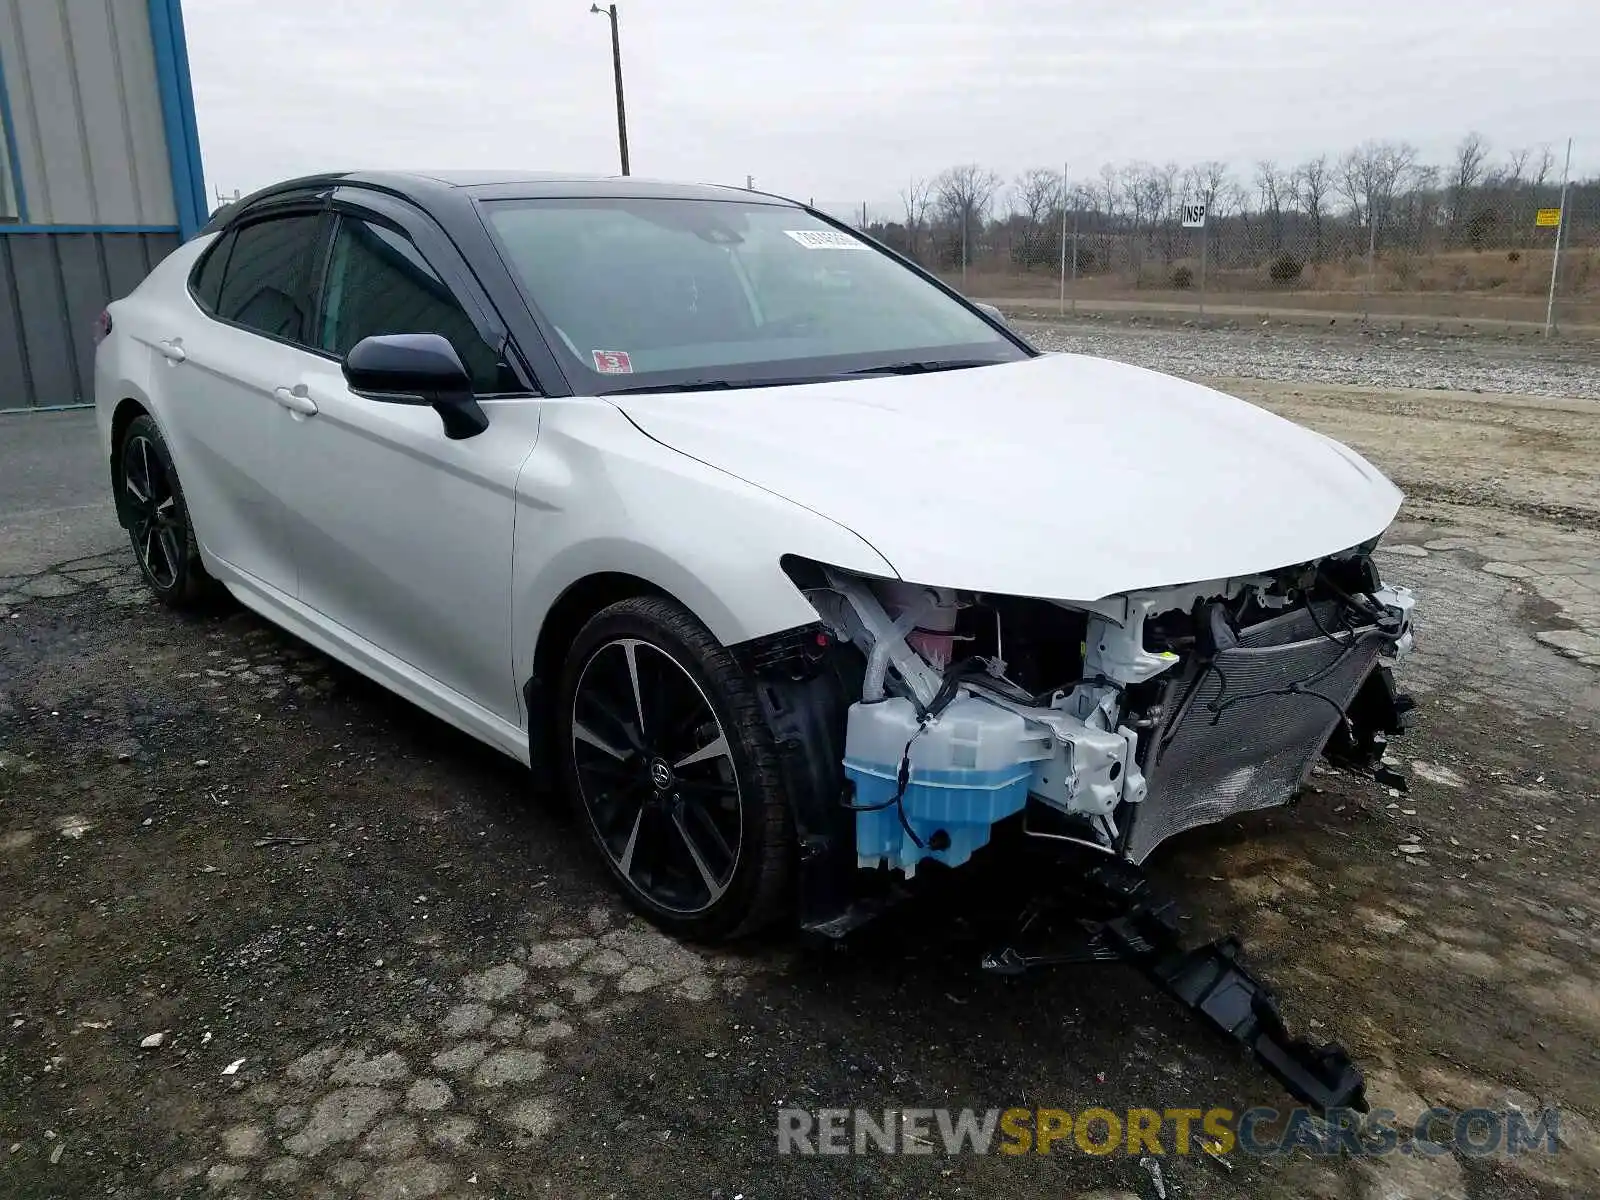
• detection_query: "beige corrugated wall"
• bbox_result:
[0,0,177,226]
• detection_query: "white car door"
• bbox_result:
[154,209,328,595]
[272,205,541,739]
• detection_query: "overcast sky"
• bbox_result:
[184,0,1597,213]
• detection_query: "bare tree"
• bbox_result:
[934,164,1002,271]
[1120,162,1163,270]
[1154,161,1181,262]
[1398,162,1442,244]
[866,138,1594,282]
[1498,148,1532,244]
[1013,167,1062,229]
[1009,167,1064,270]
[1447,131,1490,237]
[1184,160,1234,211]
[1096,162,1122,223]
[1255,159,1289,251]
[898,177,933,262]
[1336,151,1363,222]
[1530,144,1557,199]
[1093,162,1122,271]
[1293,155,1332,261]
[1120,163,1150,225]
[1337,140,1420,251]
[1502,146,1530,191]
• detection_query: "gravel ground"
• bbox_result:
[3,516,1597,1200]
[1019,318,1600,400]
[4,334,1600,1199]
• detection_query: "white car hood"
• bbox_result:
[611,353,1402,602]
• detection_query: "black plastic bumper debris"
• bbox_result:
[979,861,1368,1114]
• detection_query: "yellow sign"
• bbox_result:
[1536,208,1562,227]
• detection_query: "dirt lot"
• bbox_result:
[952,263,1600,337]
[3,328,1599,1199]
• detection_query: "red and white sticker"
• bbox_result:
[591,349,633,374]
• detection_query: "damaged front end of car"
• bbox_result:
[768,546,1414,889]
[737,547,1416,1110]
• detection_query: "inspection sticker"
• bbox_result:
[592,350,633,374]
[784,230,864,250]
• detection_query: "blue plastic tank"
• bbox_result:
[843,695,1036,875]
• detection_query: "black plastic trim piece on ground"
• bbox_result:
[979,859,1368,1114]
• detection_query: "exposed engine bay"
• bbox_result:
[784,548,1416,878]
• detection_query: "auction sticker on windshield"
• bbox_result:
[592,350,634,374]
[784,230,864,250]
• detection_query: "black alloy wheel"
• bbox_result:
[120,415,211,606]
[557,597,792,940]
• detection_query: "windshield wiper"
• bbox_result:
[600,373,847,397]
[599,379,737,396]
[600,359,1001,396]
[843,358,1001,377]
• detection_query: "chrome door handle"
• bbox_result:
[158,340,186,363]
[272,386,319,416]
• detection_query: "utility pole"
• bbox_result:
[1544,137,1573,338]
[1071,205,1079,316]
[1364,209,1377,319]
[590,4,630,175]
[1058,161,1068,316]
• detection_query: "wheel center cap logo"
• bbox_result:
[648,759,674,791]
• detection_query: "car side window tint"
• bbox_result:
[190,231,234,312]
[215,215,323,343]
[319,216,519,394]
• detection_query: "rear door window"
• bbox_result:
[215,214,324,344]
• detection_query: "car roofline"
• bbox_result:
[199,171,804,237]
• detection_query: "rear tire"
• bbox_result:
[556,596,792,942]
[120,414,213,607]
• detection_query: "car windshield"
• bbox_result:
[480,196,1027,393]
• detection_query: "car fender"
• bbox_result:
[95,330,156,460]
[510,398,897,724]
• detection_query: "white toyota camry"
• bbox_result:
[94,171,1416,942]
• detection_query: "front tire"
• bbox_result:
[119,415,212,607]
[556,596,792,942]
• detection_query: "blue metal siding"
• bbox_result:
[147,0,205,240]
[0,224,177,234]
[0,1,200,408]
[0,229,178,410]
[0,36,26,220]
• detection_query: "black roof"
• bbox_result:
[356,170,790,204]
[202,170,797,235]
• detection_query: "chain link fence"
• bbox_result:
[807,139,1597,335]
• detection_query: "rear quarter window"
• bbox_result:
[189,231,234,313]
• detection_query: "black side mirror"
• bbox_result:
[342,333,489,440]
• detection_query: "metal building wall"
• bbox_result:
[0,230,178,409]
[0,1,202,410]
[0,0,177,227]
